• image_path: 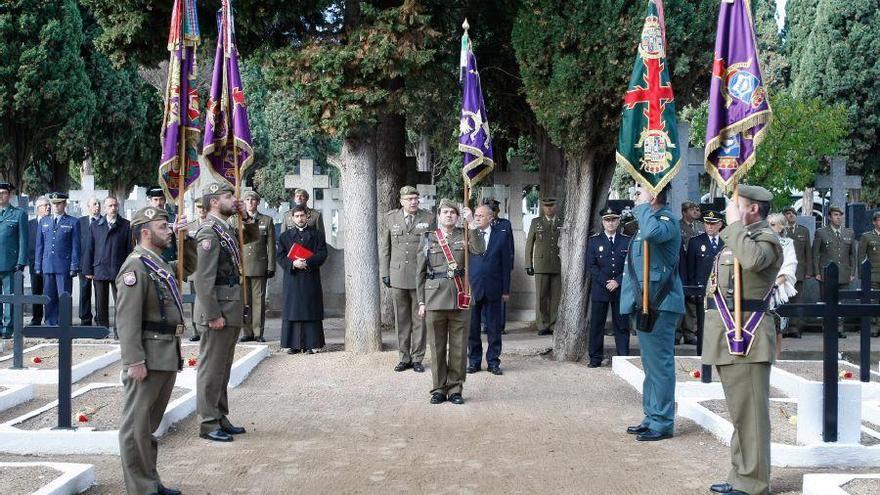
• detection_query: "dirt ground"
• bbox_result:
[1,345,868,495]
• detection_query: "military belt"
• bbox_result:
[143,322,183,335]
[428,270,465,280]
[215,276,240,287]
[706,298,767,312]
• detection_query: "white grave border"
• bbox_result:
[802,473,880,495]
[0,461,95,495]
[0,383,34,412]
[0,343,120,385]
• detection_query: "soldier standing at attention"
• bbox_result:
[78,198,101,326]
[193,182,260,442]
[35,192,80,326]
[147,186,178,263]
[281,188,323,234]
[0,183,27,339]
[813,205,857,338]
[117,206,194,495]
[780,207,813,338]
[417,199,484,405]
[380,185,436,373]
[621,184,684,442]
[186,198,207,342]
[684,210,725,343]
[678,200,703,344]
[233,190,275,343]
[27,197,50,326]
[858,211,880,337]
[585,207,631,367]
[524,197,561,336]
[702,185,782,495]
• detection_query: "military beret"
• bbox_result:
[873,211,880,221]
[600,207,620,219]
[242,189,260,200]
[681,201,699,211]
[782,206,797,215]
[0,182,15,192]
[146,186,165,198]
[48,192,68,204]
[437,198,460,215]
[399,185,419,197]
[293,188,310,198]
[702,210,723,224]
[541,196,558,206]
[202,182,234,196]
[828,205,844,215]
[131,206,170,227]
[738,185,773,202]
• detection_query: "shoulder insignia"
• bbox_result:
[590,232,600,237]
[122,271,137,286]
[659,215,671,222]
[200,239,213,251]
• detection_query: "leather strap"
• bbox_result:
[435,228,468,309]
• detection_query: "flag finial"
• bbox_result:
[462,18,469,32]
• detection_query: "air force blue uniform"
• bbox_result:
[35,214,80,325]
[0,205,28,337]
[586,231,631,365]
[620,203,685,436]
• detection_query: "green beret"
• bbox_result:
[399,185,419,197]
[202,182,234,196]
[828,205,844,215]
[131,206,170,227]
[738,185,773,202]
[437,198,460,215]
[541,196,558,206]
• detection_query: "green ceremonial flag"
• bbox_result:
[615,0,681,196]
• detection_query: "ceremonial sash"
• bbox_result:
[435,228,470,310]
[139,254,185,323]
[710,253,775,356]
[210,223,242,273]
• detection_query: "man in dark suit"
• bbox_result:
[82,197,132,328]
[464,205,512,375]
[28,197,50,325]
[35,192,81,326]
[481,198,515,335]
[78,197,101,325]
[586,207,631,367]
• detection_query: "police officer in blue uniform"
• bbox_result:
[0,182,28,338]
[35,192,81,326]
[586,207,631,367]
[620,184,685,442]
[685,210,725,303]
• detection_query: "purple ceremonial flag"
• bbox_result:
[458,25,494,187]
[159,0,201,200]
[705,0,772,190]
[202,0,254,186]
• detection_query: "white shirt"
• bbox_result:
[478,225,492,247]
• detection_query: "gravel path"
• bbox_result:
[842,478,880,495]
[0,465,61,494]
[0,344,116,369]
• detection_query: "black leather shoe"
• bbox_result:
[537,329,552,336]
[158,485,182,495]
[448,393,464,405]
[412,362,425,373]
[683,335,699,345]
[239,335,254,343]
[626,425,649,435]
[636,430,673,441]
[394,362,412,372]
[587,362,601,368]
[189,335,200,342]
[501,329,508,335]
[221,424,246,435]
[199,429,233,442]
[839,332,847,339]
[709,482,749,494]
[488,366,503,376]
[430,393,446,404]
[286,348,300,355]
[254,336,266,343]
[466,365,479,374]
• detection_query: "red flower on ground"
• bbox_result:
[31,356,42,364]
[77,413,89,423]
[690,369,701,379]
[187,357,198,367]
[839,370,854,380]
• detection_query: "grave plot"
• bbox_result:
[803,474,880,495]
[0,461,95,495]
[612,355,725,400]
[0,343,120,385]
[0,383,34,413]
[175,343,270,389]
[772,360,880,400]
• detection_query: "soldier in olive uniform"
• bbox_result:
[416,199,484,405]
[193,182,260,442]
[0,182,27,339]
[781,207,813,338]
[147,186,178,263]
[813,205,857,337]
[185,199,207,342]
[857,211,880,337]
[524,197,562,336]
[232,190,276,343]
[380,185,436,373]
[280,188,323,234]
[702,186,782,495]
[117,206,195,495]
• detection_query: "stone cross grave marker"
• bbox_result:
[0,271,45,369]
[816,157,861,209]
[416,184,437,212]
[68,175,109,217]
[283,158,330,198]
[493,158,539,231]
[668,121,706,212]
[22,292,109,429]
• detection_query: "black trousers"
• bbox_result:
[28,264,43,324]
[79,274,93,324]
[94,279,117,328]
[468,297,503,369]
[587,296,630,364]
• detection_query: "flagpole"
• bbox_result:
[642,241,650,315]
[463,184,470,296]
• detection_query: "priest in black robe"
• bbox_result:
[277,204,328,354]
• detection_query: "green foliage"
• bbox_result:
[511,0,716,158]
[0,0,96,187]
[689,92,850,209]
[755,0,789,91]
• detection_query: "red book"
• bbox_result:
[288,242,314,261]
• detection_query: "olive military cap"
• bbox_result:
[293,188,310,199]
[242,189,260,200]
[782,206,796,215]
[437,198,460,215]
[828,205,844,215]
[202,182,235,196]
[738,185,773,202]
[131,206,170,227]
[681,200,699,211]
[399,185,419,197]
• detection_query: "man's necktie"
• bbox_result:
[405,215,413,230]
[608,236,614,245]
[711,238,718,252]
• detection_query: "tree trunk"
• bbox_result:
[375,113,408,327]
[332,129,382,354]
[536,125,566,204]
[553,149,598,361]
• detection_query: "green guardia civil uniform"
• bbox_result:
[524,208,562,333]
[812,214,857,288]
[702,186,782,495]
[117,207,196,495]
[380,186,436,365]
[857,218,880,337]
[231,208,276,340]
[193,183,260,436]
